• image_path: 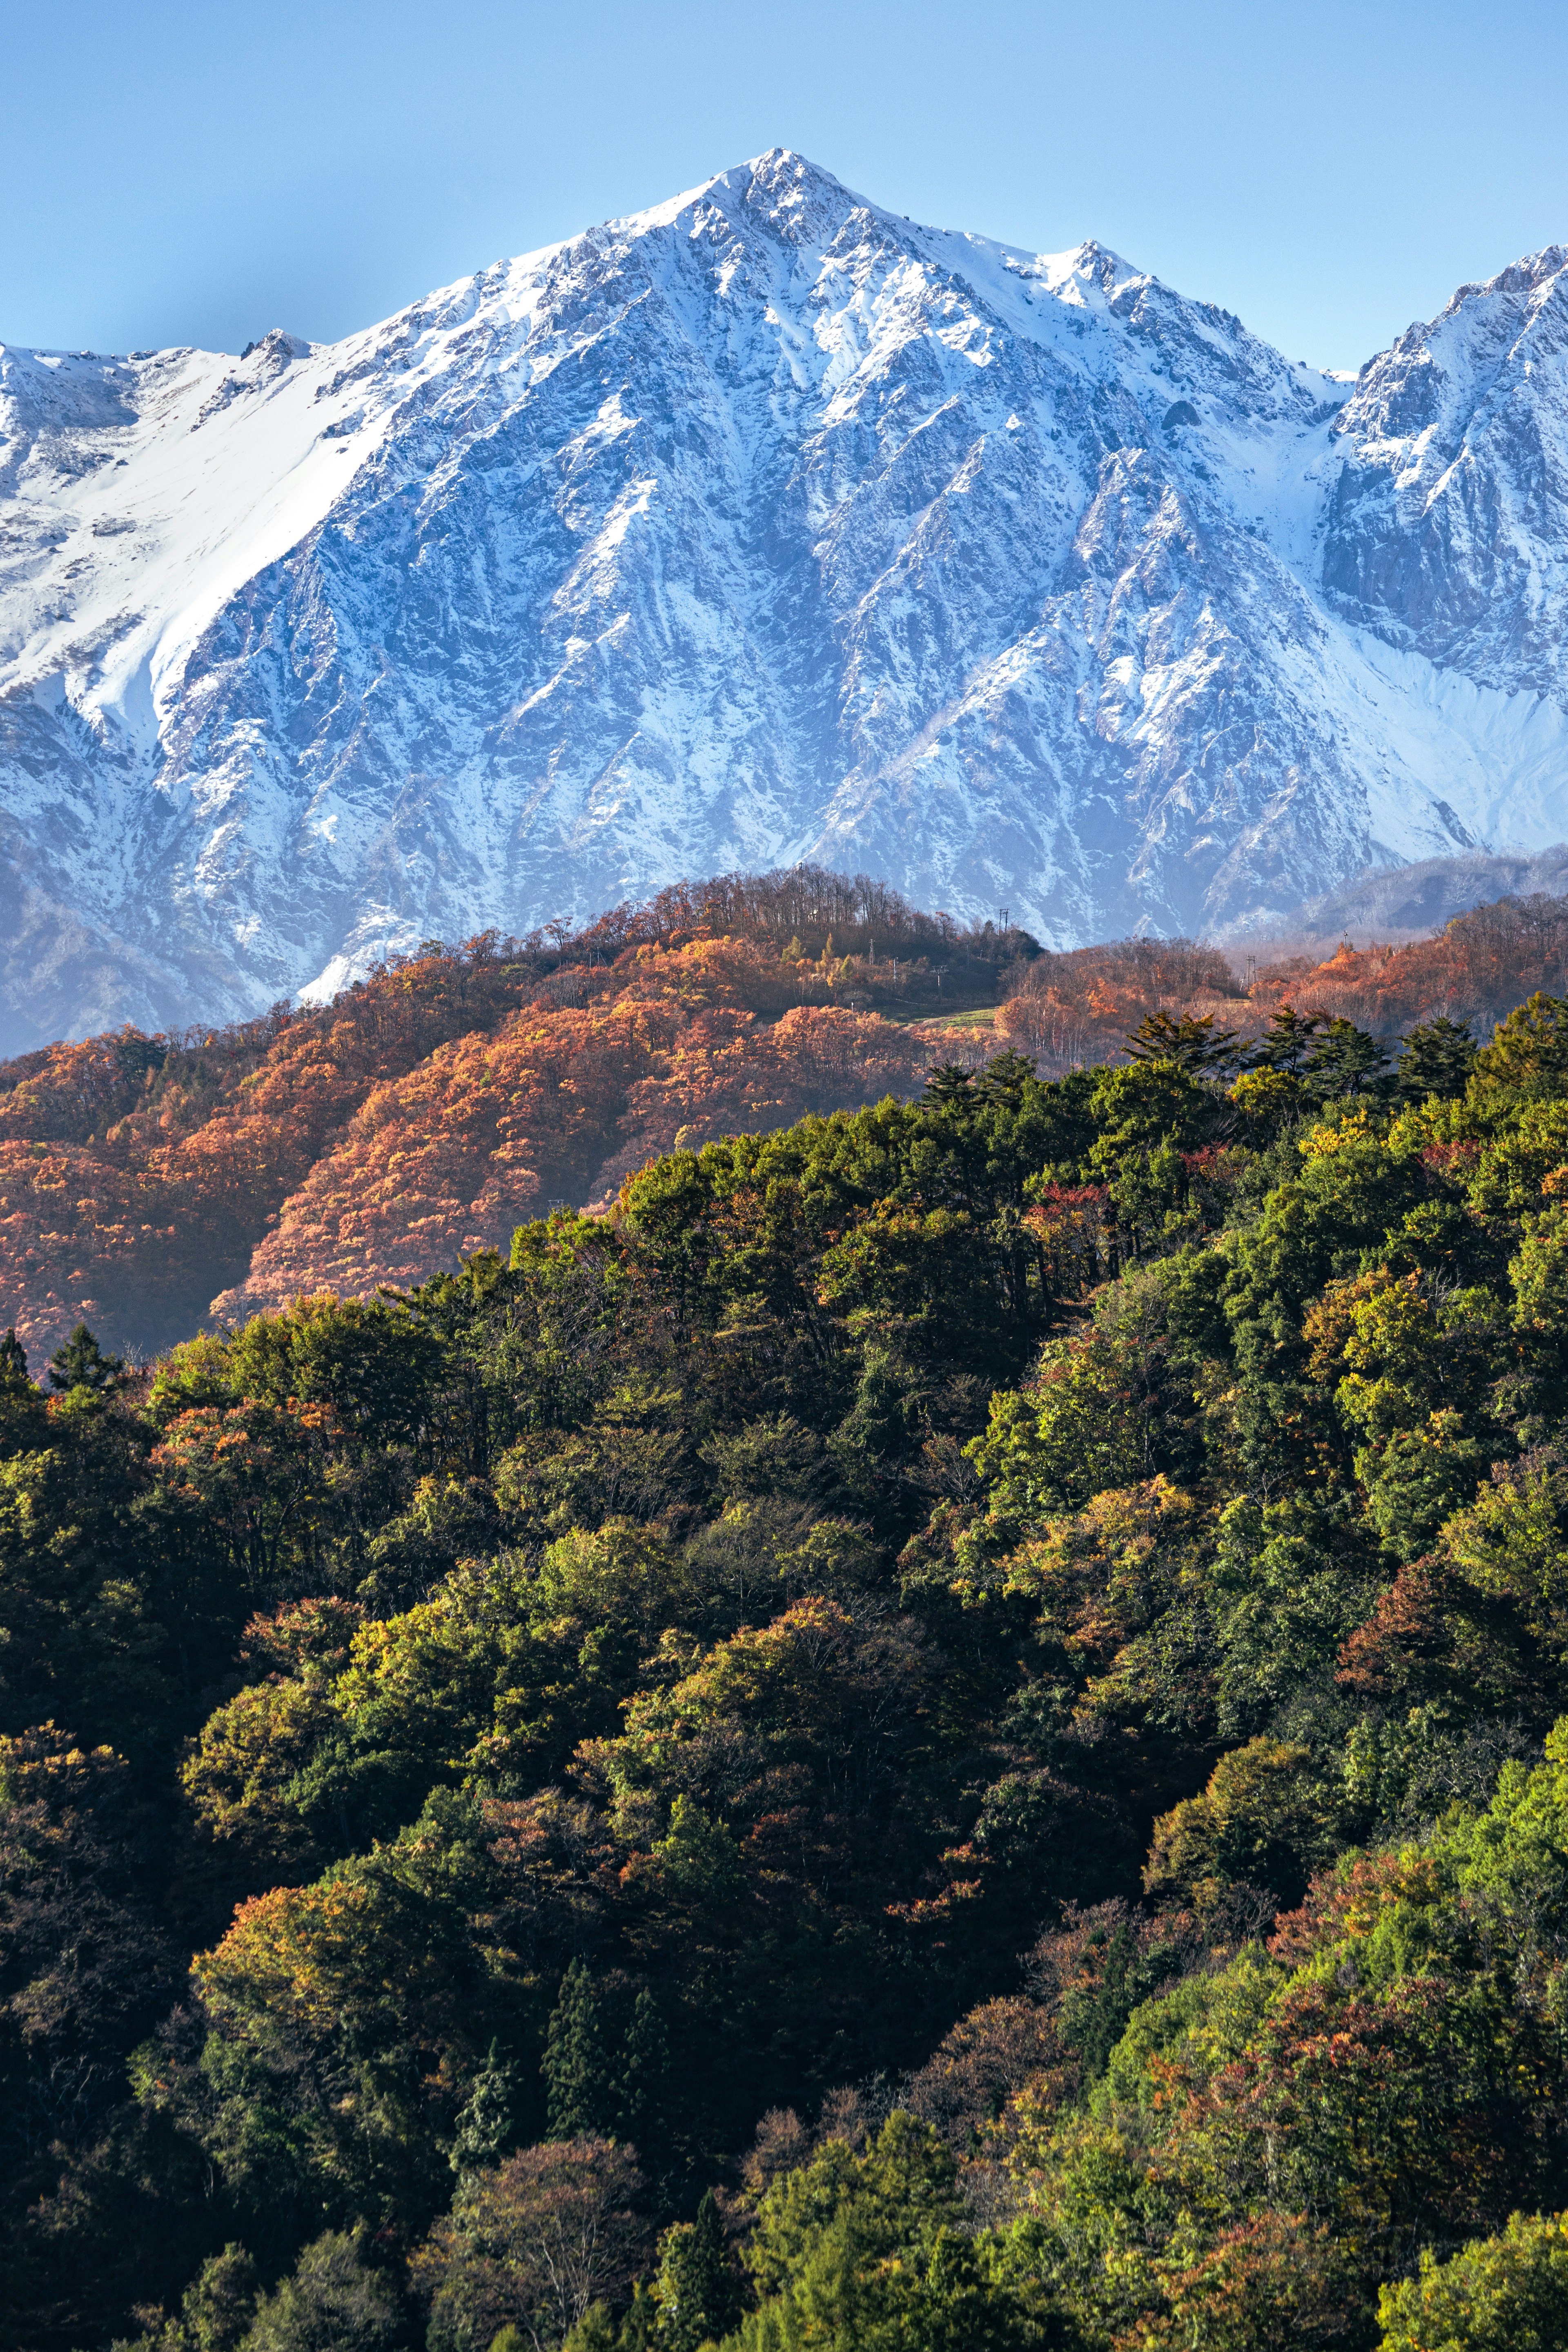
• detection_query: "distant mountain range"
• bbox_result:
[1281,846,1568,943]
[5,149,1568,1049]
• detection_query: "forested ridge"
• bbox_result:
[6,862,1568,1370]
[0,867,1027,1365]
[12,898,1568,2346]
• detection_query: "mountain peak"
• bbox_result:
[596,147,864,252]
[1473,243,1568,301]
[237,327,314,367]
[742,144,852,199]
[5,165,1568,1046]
[1027,236,1148,304]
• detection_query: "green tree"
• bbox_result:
[654,2191,742,2350]
[1303,1017,1388,1100]
[621,1991,672,2144]
[451,2040,524,2173]
[651,1797,745,1913]
[1376,2209,1568,2350]
[1143,1737,1333,1909]
[242,2232,400,2352]
[1056,1918,1141,2080]
[734,2114,1038,2349]
[558,2310,620,2352]
[0,1325,48,1455]
[1474,992,1568,1100]
[1122,1011,1242,1075]
[48,1321,126,1393]
[1395,1015,1477,1102]
[183,2245,261,2352]
[1087,1060,1207,1158]
[544,1962,618,2140]
[923,1065,976,1113]
[972,1048,1046,1108]
[1246,1004,1327,1075]
[1359,1409,1494,1560]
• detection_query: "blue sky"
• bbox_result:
[5,0,1566,372]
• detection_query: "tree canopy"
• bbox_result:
[8,959,1568,2348]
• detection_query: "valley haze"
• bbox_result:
[3,148,1568,1053]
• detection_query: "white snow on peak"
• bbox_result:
[4,154,1568,1043]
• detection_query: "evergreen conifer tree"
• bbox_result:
[971,1047,1044,1104]
[1247,1003,1328,1074]
[922,1063,973,1111]
[1396,1013,1479,1102]
[653,2192,741,2351]
[450,2039,522,2172]
[620,1987,670,2141]
[543,1959,615,2138]
[47,1321,125,1393]
[0,1326,46,1455]
[1122,1009,1242,1075]
[1303,1016,1389,1100]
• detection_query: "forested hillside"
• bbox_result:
[9,962,1568,2349]
[0,869,1026,1363]
[998,886,1568,1067]
[6,863,1568,1372]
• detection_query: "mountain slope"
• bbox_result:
[5,151,1568,1047]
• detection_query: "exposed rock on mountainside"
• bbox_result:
[5,151,1568,1048]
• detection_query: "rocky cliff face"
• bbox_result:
[4,150,1568,1047]
[1325,249,1568,691]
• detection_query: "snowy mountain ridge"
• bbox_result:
[4,149,1568,1047]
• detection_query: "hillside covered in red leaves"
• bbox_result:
[0,870,1023,1359]
[4,869,1567,1361]
[998,890,1568,1070]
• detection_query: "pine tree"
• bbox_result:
[47,1321,125,1394]
[971,1048,1040,1105]
[620,1987,671,2142]
[1122,1009,1242,1075]
[0,1326,47,1455]
[543,1959,615,2138]
[450,2039,522,2172]
[1246,1003,1328,1075]
[653,2192,742,2352]
[922,1063,973,1111]
[1396,1014,1478,1102]
[1303,1017,1389,1100]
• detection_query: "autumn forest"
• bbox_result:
[7,869,1568,2350]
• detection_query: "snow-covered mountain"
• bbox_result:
[4,150,1568,1047]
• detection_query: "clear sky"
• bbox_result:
[4,0,1566,375]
